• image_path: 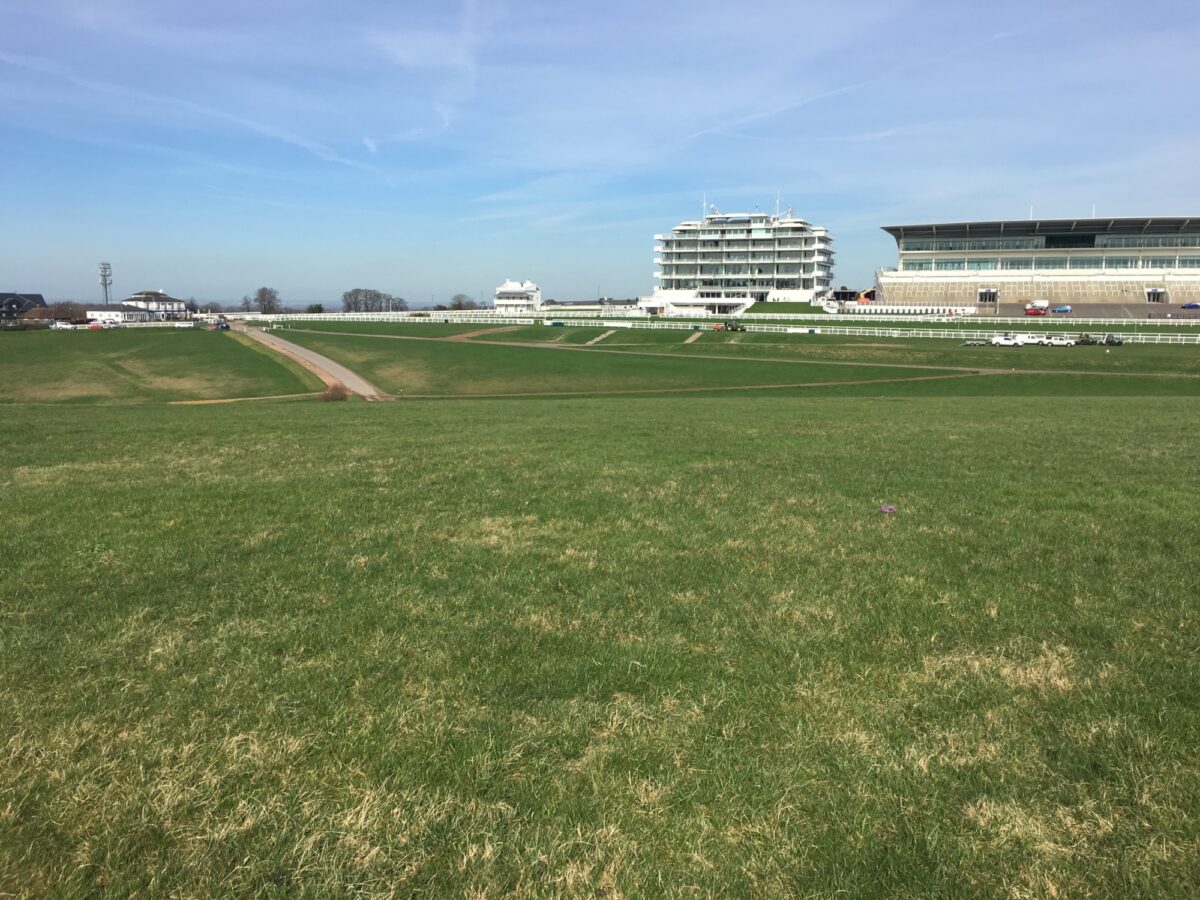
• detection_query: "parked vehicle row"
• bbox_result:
[48,317,231,332]
[1022,302,1073,316]
[988,332,1124,347]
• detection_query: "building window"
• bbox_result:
[1069,257,1103,269]
[1097,236,1200,249]
[1002,258,1033,270]
[1143,257,1176,268]
[902,260,932,271]
[978,289,999,304]
[1178,257,1200,268]
[1146,288,1169,303]
[902,238,1041,252]
[966,259,997,270]
[1038,258,1068,269]
[1104,257,1138,269]
[934,259,965,270]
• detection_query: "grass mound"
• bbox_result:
[0,330,320,403]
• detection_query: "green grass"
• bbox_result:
[0,330,321,403]
[279,325,1200,395]
[2,393,1199,896]
[673,333,1200,376]
[281,321,504,338]
[474,326,701,346]
[277,330,956,396]
[3,332,1200,894]
[746,301,829,313]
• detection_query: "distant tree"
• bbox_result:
[241,295,253,312]
[50,301,87,322]
[202,302,224,314]
[306,303,325,314]
[449,293,477,310]
[433,304,448,311]
[341,288,406,312]
[254,287,281,314]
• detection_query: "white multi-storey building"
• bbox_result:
[493,279,542,314]
[642,209,834,315]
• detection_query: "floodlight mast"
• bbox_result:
[98,262,112,305]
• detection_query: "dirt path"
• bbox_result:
[171,392,321,405]
[446,325,525,341]
[586,330,616,346]
[235,326,391,400]
[683,331,703,344]
[398,371,993,399]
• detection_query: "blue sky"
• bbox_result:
[2,0,1199,305]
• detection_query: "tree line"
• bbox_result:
[29,287,487,317]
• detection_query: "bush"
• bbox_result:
[320,383,350,401]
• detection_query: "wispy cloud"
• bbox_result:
[2,0,1199,301]
[0,48,377,173]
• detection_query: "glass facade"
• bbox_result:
[898,252,1200,271]
[1097,235,1200,248]
[902,238,1042,252]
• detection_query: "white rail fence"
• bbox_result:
[235,308,1200,331]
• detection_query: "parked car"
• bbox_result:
[1103,334,1124,346]
[1077,333,1098,345]
[1183,301,1200,310]
[1024,307,1048,316]
[1046,335,1075,347]
[989,334,1022,347]
[1052,305,1073,314]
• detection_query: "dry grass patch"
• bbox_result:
[918,643,1081,694]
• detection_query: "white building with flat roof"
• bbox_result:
[123,289,190,320]
[642,208,834,315]
[493,279,542,314]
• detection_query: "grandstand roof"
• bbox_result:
[882,217,1200,242]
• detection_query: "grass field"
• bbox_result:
[0,330,321,403]
[2,329,1199,895]
[277,329,964,397]
[278,324,1200,397]
[746,301,830,314]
